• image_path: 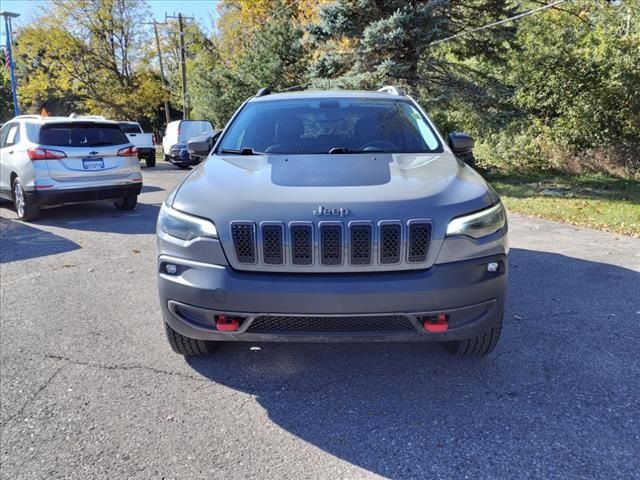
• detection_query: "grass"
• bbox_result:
[487,173,640,238]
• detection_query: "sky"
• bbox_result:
[0,0,221,46]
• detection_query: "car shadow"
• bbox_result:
[0,217,81,263]
[29,202,161,235]
[185,248,640,477]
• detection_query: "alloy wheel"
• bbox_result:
[13,181,25,218]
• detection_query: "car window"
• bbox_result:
[4,124,20,147]
[118,123,143,134]
[39,122,129,147]
[180,121,214,141]
[218,98,442,154]
[25,122,40,143]
[0,123,11,147]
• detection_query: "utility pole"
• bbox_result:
[146,21,171,125]
[1,10,21,116]
[166,13,193,120]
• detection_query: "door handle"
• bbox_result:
[8,151,14,154]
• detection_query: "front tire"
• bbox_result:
[164,154,170,162]
[114,190,138,210]
[164,322,217,356]
[12,178,40,221]
[447,313,503,357]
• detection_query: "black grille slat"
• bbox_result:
[291,225,313,265]
[231,223,256,263]
[262,224,284,265]
[350,224,372,265]
[320,225,342,265]
[408,223,431,263]
[248,315,415,333]
[379,224,401,264]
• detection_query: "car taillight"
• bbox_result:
[27,148,67,160]
[117,146,138,157]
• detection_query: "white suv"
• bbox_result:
[0,115,143,221]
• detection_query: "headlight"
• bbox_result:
[158,203,218,241]
[446,202,506,239]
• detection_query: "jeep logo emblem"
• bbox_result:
[313,205,350,217]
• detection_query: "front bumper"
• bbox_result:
[158,254,507,342]
[168,148,193,166]
[27,183,142,207]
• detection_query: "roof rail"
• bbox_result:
[377,86,405,96]
[70,114,106,120]
[255,87,271,97]
[13,115,42,120]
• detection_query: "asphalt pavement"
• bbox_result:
[1,163,639,479]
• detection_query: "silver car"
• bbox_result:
[0,115,142,221]
[157,87,508,357]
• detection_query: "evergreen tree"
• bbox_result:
[309,0,516,91]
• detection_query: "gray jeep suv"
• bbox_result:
[157,87,508,357]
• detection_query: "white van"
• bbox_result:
[162,120,214,162]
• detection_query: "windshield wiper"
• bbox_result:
[219,148,262,155]
[354,148,388,153]
[328,147,352,154]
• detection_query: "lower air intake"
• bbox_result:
[247,315,415,333]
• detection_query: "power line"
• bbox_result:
[430,0,571,46]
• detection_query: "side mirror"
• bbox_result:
[448,132,474,156]
[187,135,213,157]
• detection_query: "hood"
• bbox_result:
[171,152,496,240]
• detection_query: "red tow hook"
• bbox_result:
[216,315,240,332]
[423,313,448,332]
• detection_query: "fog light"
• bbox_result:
[165,263,178,275]
[487,262,499,272]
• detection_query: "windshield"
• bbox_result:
[118,122,143,134]
[39,122,130,147]
[217,98,442,155]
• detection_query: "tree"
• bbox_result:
[475,0,640,175]
[309,0,517,91]
[1,64,15,122]
[14,0,163,121]
[511,0,639,149]
[189,1,312,126]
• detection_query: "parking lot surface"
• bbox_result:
[1,164,639,479]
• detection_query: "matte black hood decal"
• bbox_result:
[269,155,392,187]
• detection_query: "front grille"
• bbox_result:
[380,224,401,264]
[229,219,431,270]
[247,315,415,333]
[408,222,432,263]
[291,224,313,265]
[350,224,372,265]
[320,224,342,265]
[262,224,284,265]
[231,223,256,263]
